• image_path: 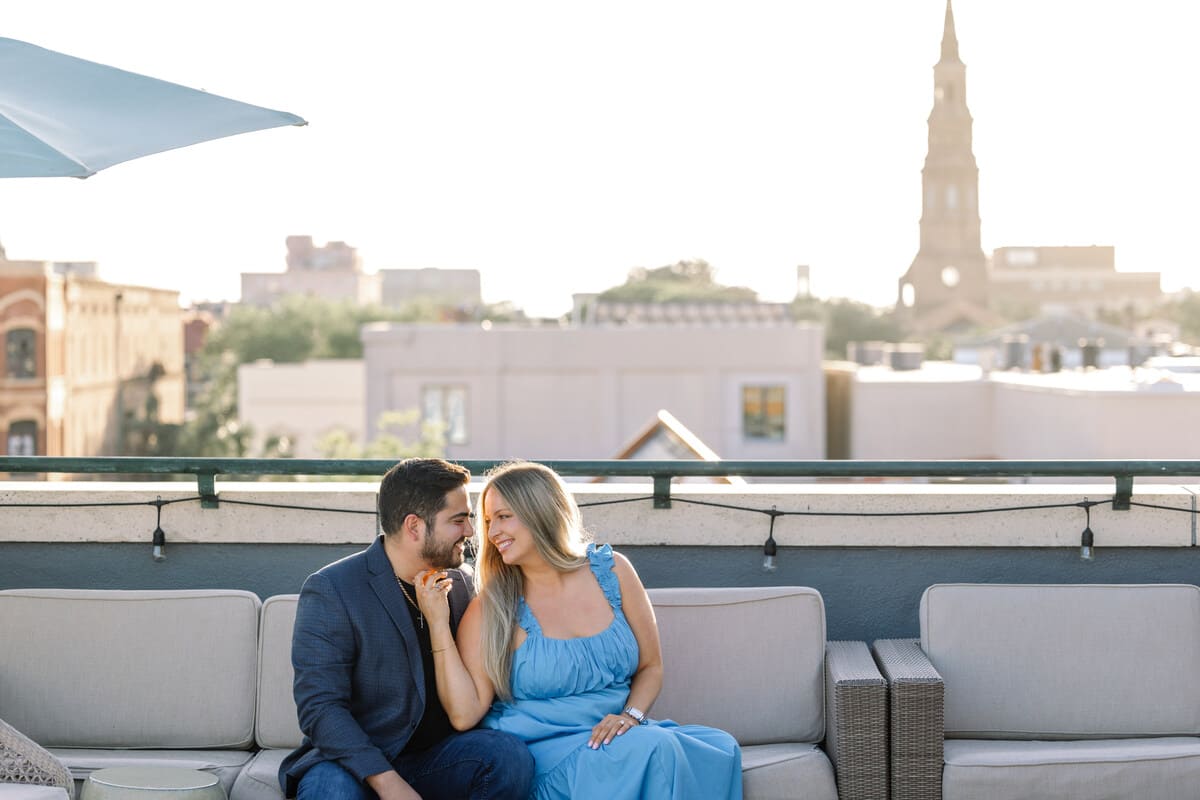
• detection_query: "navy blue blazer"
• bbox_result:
[279,535,474,796]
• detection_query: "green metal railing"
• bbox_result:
[4,457,1200,510]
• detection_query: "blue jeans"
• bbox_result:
[296,729,534,800]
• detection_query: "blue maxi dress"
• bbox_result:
[481,544,743,800]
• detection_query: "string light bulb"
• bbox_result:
[152,496,166,562]
[1080,500,1094,561]
[763,508,779,572]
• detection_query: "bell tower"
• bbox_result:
[898,0,989,326]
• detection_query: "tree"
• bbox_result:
[598,259,758,303]
[316,410,446,474]
[177,297,402,457]
[793,296,909,359]
[175,351,254,457]
[1166,290,1200,344]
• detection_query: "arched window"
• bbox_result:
[5,328,37,378]
[7,420,37,455]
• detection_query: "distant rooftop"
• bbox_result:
[573,298,795,326]
[854,360,1200,393]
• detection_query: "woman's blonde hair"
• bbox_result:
[475,461,589,700]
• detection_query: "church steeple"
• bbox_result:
[940,0,960,63]
[897,0,989,328]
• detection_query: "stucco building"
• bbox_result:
[361,322,825,461]
[1,256,184,456]
[236,359,365,457]
[988,246,1162,317]
[830,360,1200,461]
[241,236,380,307]
[379,268,482,310]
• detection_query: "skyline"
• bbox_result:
[2,1,1198,317]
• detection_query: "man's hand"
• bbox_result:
[367,769,423,800]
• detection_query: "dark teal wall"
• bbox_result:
[3,543,1199,641]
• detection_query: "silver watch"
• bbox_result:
[623,705,647,724]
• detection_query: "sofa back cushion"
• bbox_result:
[0,589,260,749]
[921,583,1200,738]
[648,586,826,745]
[256,594,303,749]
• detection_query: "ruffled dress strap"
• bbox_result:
[586,542,622,610]
[516,596,543,636]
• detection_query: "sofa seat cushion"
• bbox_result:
[233,743,841,800]
[50,748,251,798]
[0,788,70,800]
[943,737,1200,800]
[229,749,288,800]
[741,742,837,800]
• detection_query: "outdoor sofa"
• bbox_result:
[873,583,1200,800]
[0,585,886,800]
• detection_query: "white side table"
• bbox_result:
[81,767,225,800]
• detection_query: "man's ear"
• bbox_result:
[402,513,426,542]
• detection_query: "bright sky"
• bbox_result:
[2,1,1198,317]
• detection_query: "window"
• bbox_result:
[7,420,37,455]
[5,328,36,379]
[421,385,468,445]
[742,385,786,441]
[945,184,958,211]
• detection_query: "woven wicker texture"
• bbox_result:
[873,638,945,800]
[0,717,74,795]
[826,640,889,800]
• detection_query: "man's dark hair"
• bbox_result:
[378,458,471,536]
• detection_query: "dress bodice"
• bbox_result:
[509,543,639,700]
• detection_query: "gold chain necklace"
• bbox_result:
[395,576,424,629]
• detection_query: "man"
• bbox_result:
[280,458,534,800]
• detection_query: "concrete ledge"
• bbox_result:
[0,481,1195,547]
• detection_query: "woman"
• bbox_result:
[414,461,742,799]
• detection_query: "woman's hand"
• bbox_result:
[588,712,637,749]
[413,568,453,629]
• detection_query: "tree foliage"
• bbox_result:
[598,260,758,303]
[176,352,253,457]
[793,296,908,359]
[316,410,446,465]
[1166,290,1200,344]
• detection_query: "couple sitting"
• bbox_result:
[280,458,742,800]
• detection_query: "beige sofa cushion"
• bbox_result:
[230,748,289,800]
[255,594,302,750]
[648,587,826,746]
[921,583,1200,738]
[0,589,260,749]
[942,737,1200,800]
[0,788,69,800]
[741,743,837,800]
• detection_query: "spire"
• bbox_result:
[940,0,960,62]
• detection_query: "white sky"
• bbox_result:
[2,1,1198,317]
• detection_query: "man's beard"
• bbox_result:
[421,526,466,569]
